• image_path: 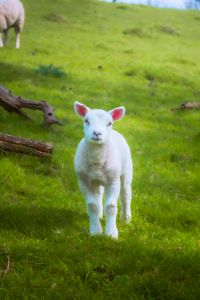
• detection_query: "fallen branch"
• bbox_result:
[0,244,11,279]
[0,133,53,157]
[171,102,200,111]
[0,85,62,127]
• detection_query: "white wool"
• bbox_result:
[74,102,133,238]
[0,0,25,48]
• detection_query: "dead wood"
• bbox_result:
[171,101,200,111]
[0,85,62,127]
[0,133,53,157]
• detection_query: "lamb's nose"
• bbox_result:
[93,131,102,137]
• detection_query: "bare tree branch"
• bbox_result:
[0,85,62,127]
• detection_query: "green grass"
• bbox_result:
[0,0,200,299]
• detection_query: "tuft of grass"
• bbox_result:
[116,5,129,10]
[124,69,137,77]
[160,25,180,35]
[44,12,68,24]
[122,27,151,37]
[36,64,66,78]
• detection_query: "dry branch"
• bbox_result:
[0,133,53,157]
[171,102,200,111]
[0,85,62,127]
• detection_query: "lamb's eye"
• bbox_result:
[85,119,90,125]
[107,122,112,127]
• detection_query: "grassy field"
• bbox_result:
[0,0,200,299]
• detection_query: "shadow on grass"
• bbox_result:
[0,62,71,88]
[0,205,84,238]
[67,233,200,299]
[0,62,36,83]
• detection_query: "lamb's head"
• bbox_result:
[74,101,125,144]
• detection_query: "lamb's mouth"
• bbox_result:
[92,137,102,142]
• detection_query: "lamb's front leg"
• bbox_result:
[104,179,120,238]
[78,178,103,236]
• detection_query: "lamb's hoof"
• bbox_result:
[90,225,103,236]
[105,227,118,239]
[120,211,131,224]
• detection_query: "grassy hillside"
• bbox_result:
[0,0,200,299]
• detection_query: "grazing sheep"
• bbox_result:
[74,102,133,238]
[0,0,25,48]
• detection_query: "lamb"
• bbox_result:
[0,0,25,48]
[74,101,133,238]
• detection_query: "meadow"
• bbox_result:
[0,0,200,299]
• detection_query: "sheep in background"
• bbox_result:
[0,0,25,48]
[74,102,133,238]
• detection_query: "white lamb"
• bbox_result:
[0,0,25,48]
[74,101,133,238]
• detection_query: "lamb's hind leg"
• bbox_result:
[78,178,103,236]
[15,30,20,49]
[120,175,132,223]
[0,33,3,48]
[15,23,22,49]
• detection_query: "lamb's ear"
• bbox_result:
[74,101,90,118]
[109,106,126,121]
